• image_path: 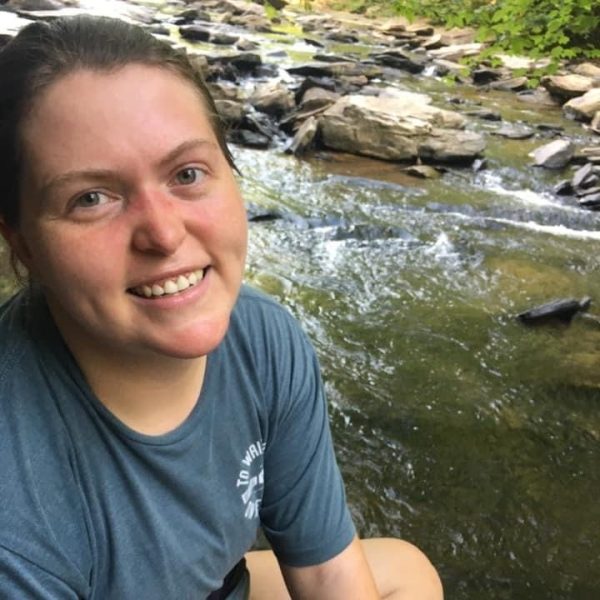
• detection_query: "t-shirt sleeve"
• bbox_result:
[258,309,356,567]
[0,546,79,599]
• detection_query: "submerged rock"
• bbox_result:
[517,297,591,325]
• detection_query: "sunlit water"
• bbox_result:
[0,3,599,597]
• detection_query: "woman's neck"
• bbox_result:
[64,332,207,436]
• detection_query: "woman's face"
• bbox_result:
[11,64,247,360]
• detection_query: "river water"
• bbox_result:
[1,3,599,598]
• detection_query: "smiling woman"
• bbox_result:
[0,15,441,600]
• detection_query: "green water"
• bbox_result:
[237,140,600,598]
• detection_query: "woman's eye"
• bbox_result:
[174,167,204,186]
[72,191,109,209]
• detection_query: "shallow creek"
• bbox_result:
[1,3,599,598]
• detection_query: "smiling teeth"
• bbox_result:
[135,269,204,298]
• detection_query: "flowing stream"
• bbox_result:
[1,3,599,597]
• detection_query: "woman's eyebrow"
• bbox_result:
[38,139,218,197]
[156,138,217,170]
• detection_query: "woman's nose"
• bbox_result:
[130,190,186,256]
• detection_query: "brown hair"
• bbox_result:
[0,14,235,232]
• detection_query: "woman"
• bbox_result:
[0,15,442,600]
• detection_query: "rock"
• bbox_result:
[472,158,487,172]
[300,86,340,110]
[563,88,600,121]
[577,147,600,164]
[439,27,476,46]
[553,179,573,195]
[229,129,271,149]
[494,54,551,70]
[572,163,595,189]
[492,123,535,139]
[577,185,600,198]
[179,25,211,42]
[236,38,259,51]
[287,61,382,79]
[471,67,503,85]
[403,165,441,179]
[431,59,469,77]
[215,99,244,127]
[488,76,529,92]
[318,91,485,163]
[542,74,596,100]
[429,43,483,62]
[464,107,502,121]
[324,29,359,43]
[573,63,600,80]
[249,81,295,117]
[529,139,574,169]
[421,34,443,50]
[370,49,428,74]
[265,0,287,9]
[287,116,319,156]
[591,111,600,135]
[578,192,600,209]
[516,88,559,107]
[211,32,239,45]
[517,297,591,325]
[10,0,62,8]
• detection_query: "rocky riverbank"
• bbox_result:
[1,0,598,204]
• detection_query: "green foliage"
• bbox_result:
[392,0,600,62]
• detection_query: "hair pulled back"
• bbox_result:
[0,14,234,230]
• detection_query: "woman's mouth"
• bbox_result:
[129,269,206,299]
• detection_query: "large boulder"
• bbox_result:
[563,88,600,121]
[318,90,485,163]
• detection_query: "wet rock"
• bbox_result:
[287,61,382,80]
[464,107,502,121]
[553,179,572,195]
[542,74,595,100]
[250,81,295,117]
[577,147,600,164]
[370,49,428,74]
[403,165,442,179]
[331,223,416,243]
[211,32,239,45]
[431,59,469,78]
[517,297,591,325]
[179,24,211,42]
[516,88,559,107]
[236,38,259,51]
[324,29,359,43]
[563,88,600,121]
[10,0,62,8]
[572,163,596,189]
[530,139,574,169]
[210,52,262,76]
[488,76,528,92]
[175,8,211,24]
[406,23,434,36]
[287,116,319,156]
[577,191,600,209]
[318,90,484,163]
[229,129,271,149]
[472,158,487,172]
[471,67,503,85]
[492,123,535,140]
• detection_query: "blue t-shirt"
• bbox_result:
[0,285,355,599]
